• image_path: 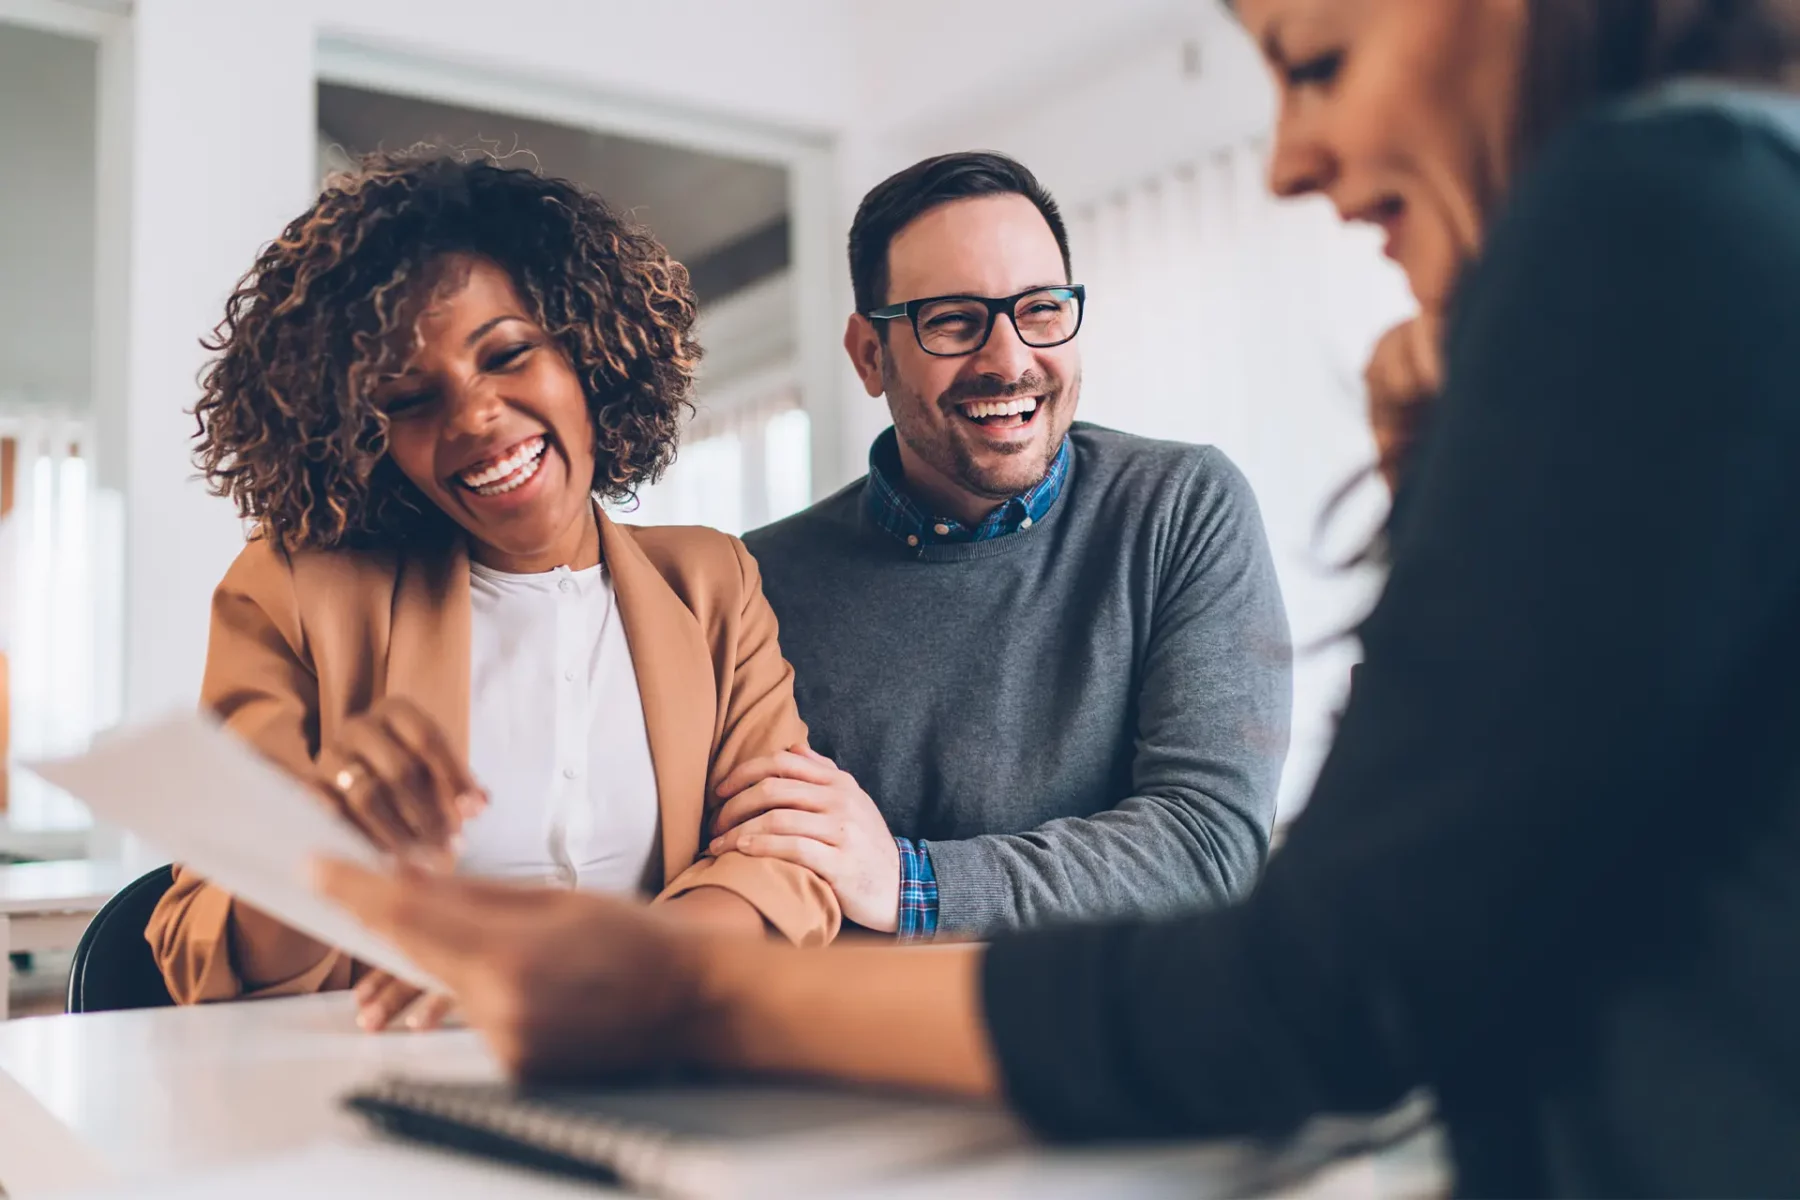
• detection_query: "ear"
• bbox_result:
[843,314,887,399]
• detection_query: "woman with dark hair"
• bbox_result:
[150,152,841,1027]
[319,3,1800,1192]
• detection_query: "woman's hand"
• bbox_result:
[316,862,710,1077]
[353,968,455,1033]
[317,696,486,860]
[1365,314,1444,493]
[314,858,1001,1096]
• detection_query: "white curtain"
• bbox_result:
[623,381,809,536]
[1068,140,1416,819]
[1,413,121,830]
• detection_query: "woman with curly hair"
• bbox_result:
[147,151,841,1027]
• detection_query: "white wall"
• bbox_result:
[311,0,858,140]
[0,21,96,410]
[119,0,318,722]
[889,4,1274,210]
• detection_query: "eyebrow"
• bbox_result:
[1260,15,1290,65]
[912,282,1073,301]
[465,314,531,347]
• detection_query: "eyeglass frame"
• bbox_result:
[862,284,1087,358]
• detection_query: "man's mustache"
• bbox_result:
[939,371,1054,408]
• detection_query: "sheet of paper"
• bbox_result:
[28,712,443,993]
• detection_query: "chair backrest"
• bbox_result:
[65,864,177,1014]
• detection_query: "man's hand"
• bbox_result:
[710,746,902,933]
[352,969,454,1033]
[314,862,708,1078]
[1364,314,1444,493]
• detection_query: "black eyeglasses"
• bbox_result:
[864,284,1086,358]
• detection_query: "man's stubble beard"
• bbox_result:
[882,355,1079,502]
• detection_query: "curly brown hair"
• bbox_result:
[192,148,701,551]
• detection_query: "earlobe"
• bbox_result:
[842,315,886,399]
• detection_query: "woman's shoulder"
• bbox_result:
[612,521,751,594]
[219,533,402,601]
[1508,84,1800,239]
[1465,83,1800,335]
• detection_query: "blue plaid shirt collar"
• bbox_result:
[863,428,1070,549]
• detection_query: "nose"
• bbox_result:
[1267,104,1334,200]
[967,309,1036,382]
[444,377,505,439]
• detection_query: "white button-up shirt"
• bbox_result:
[458,559,660,892]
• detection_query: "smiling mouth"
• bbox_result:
[454,435,548,497]
[955,396,1041,431]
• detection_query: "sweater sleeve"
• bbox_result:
[925,449,1292,934]
[980,106,1800,1139]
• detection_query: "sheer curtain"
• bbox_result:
[1068,140,1416,818]
[0,412,121,829]
[622,379,811,536]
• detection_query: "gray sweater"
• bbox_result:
[743,423,1292,936]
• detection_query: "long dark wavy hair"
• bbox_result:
[192,149,700,551]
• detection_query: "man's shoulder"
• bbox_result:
[742,479,867,563]
[1068,423,1249,513]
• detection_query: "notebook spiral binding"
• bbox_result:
[357,1076,677,1187]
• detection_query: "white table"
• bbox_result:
[0,994,1447,1199]
[0,860,137,1018]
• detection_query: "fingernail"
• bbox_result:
[456,793,484,819]
[405,1009,429,1031]
[358,1009,379,1032]
[708,838,722,853]
[450,834,465,856]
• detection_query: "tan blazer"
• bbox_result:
[147,513,841,1004]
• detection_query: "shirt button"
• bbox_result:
[558,578,574,594]
[1021,517,1034,530]
[933,523,951,536]
[906,535,920,547]
[564,669,577,683]
[562,766,578,780]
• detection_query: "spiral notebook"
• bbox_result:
[345,1075,1438,1200]
[344,1075,1029,1199]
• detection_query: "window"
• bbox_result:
[0,414,118,830]
[622,389,810,536]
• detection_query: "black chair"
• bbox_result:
[65,864,177,1014]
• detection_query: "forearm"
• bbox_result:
[150,866,348,1002]
[661,885,770,937]
[689,936,1000,1099]
[926,795,1268,935]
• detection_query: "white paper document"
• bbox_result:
[28,712,442,992]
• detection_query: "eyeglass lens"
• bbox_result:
[914,288,1080,355]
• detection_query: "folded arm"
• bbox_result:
[654,537,843,947]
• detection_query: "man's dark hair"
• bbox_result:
[847,151,1072,317]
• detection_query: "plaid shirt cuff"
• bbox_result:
[895,837,939,941]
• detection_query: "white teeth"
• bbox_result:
[471,455,543,496]
[960,396,1039,420]
[458,437,547,495]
